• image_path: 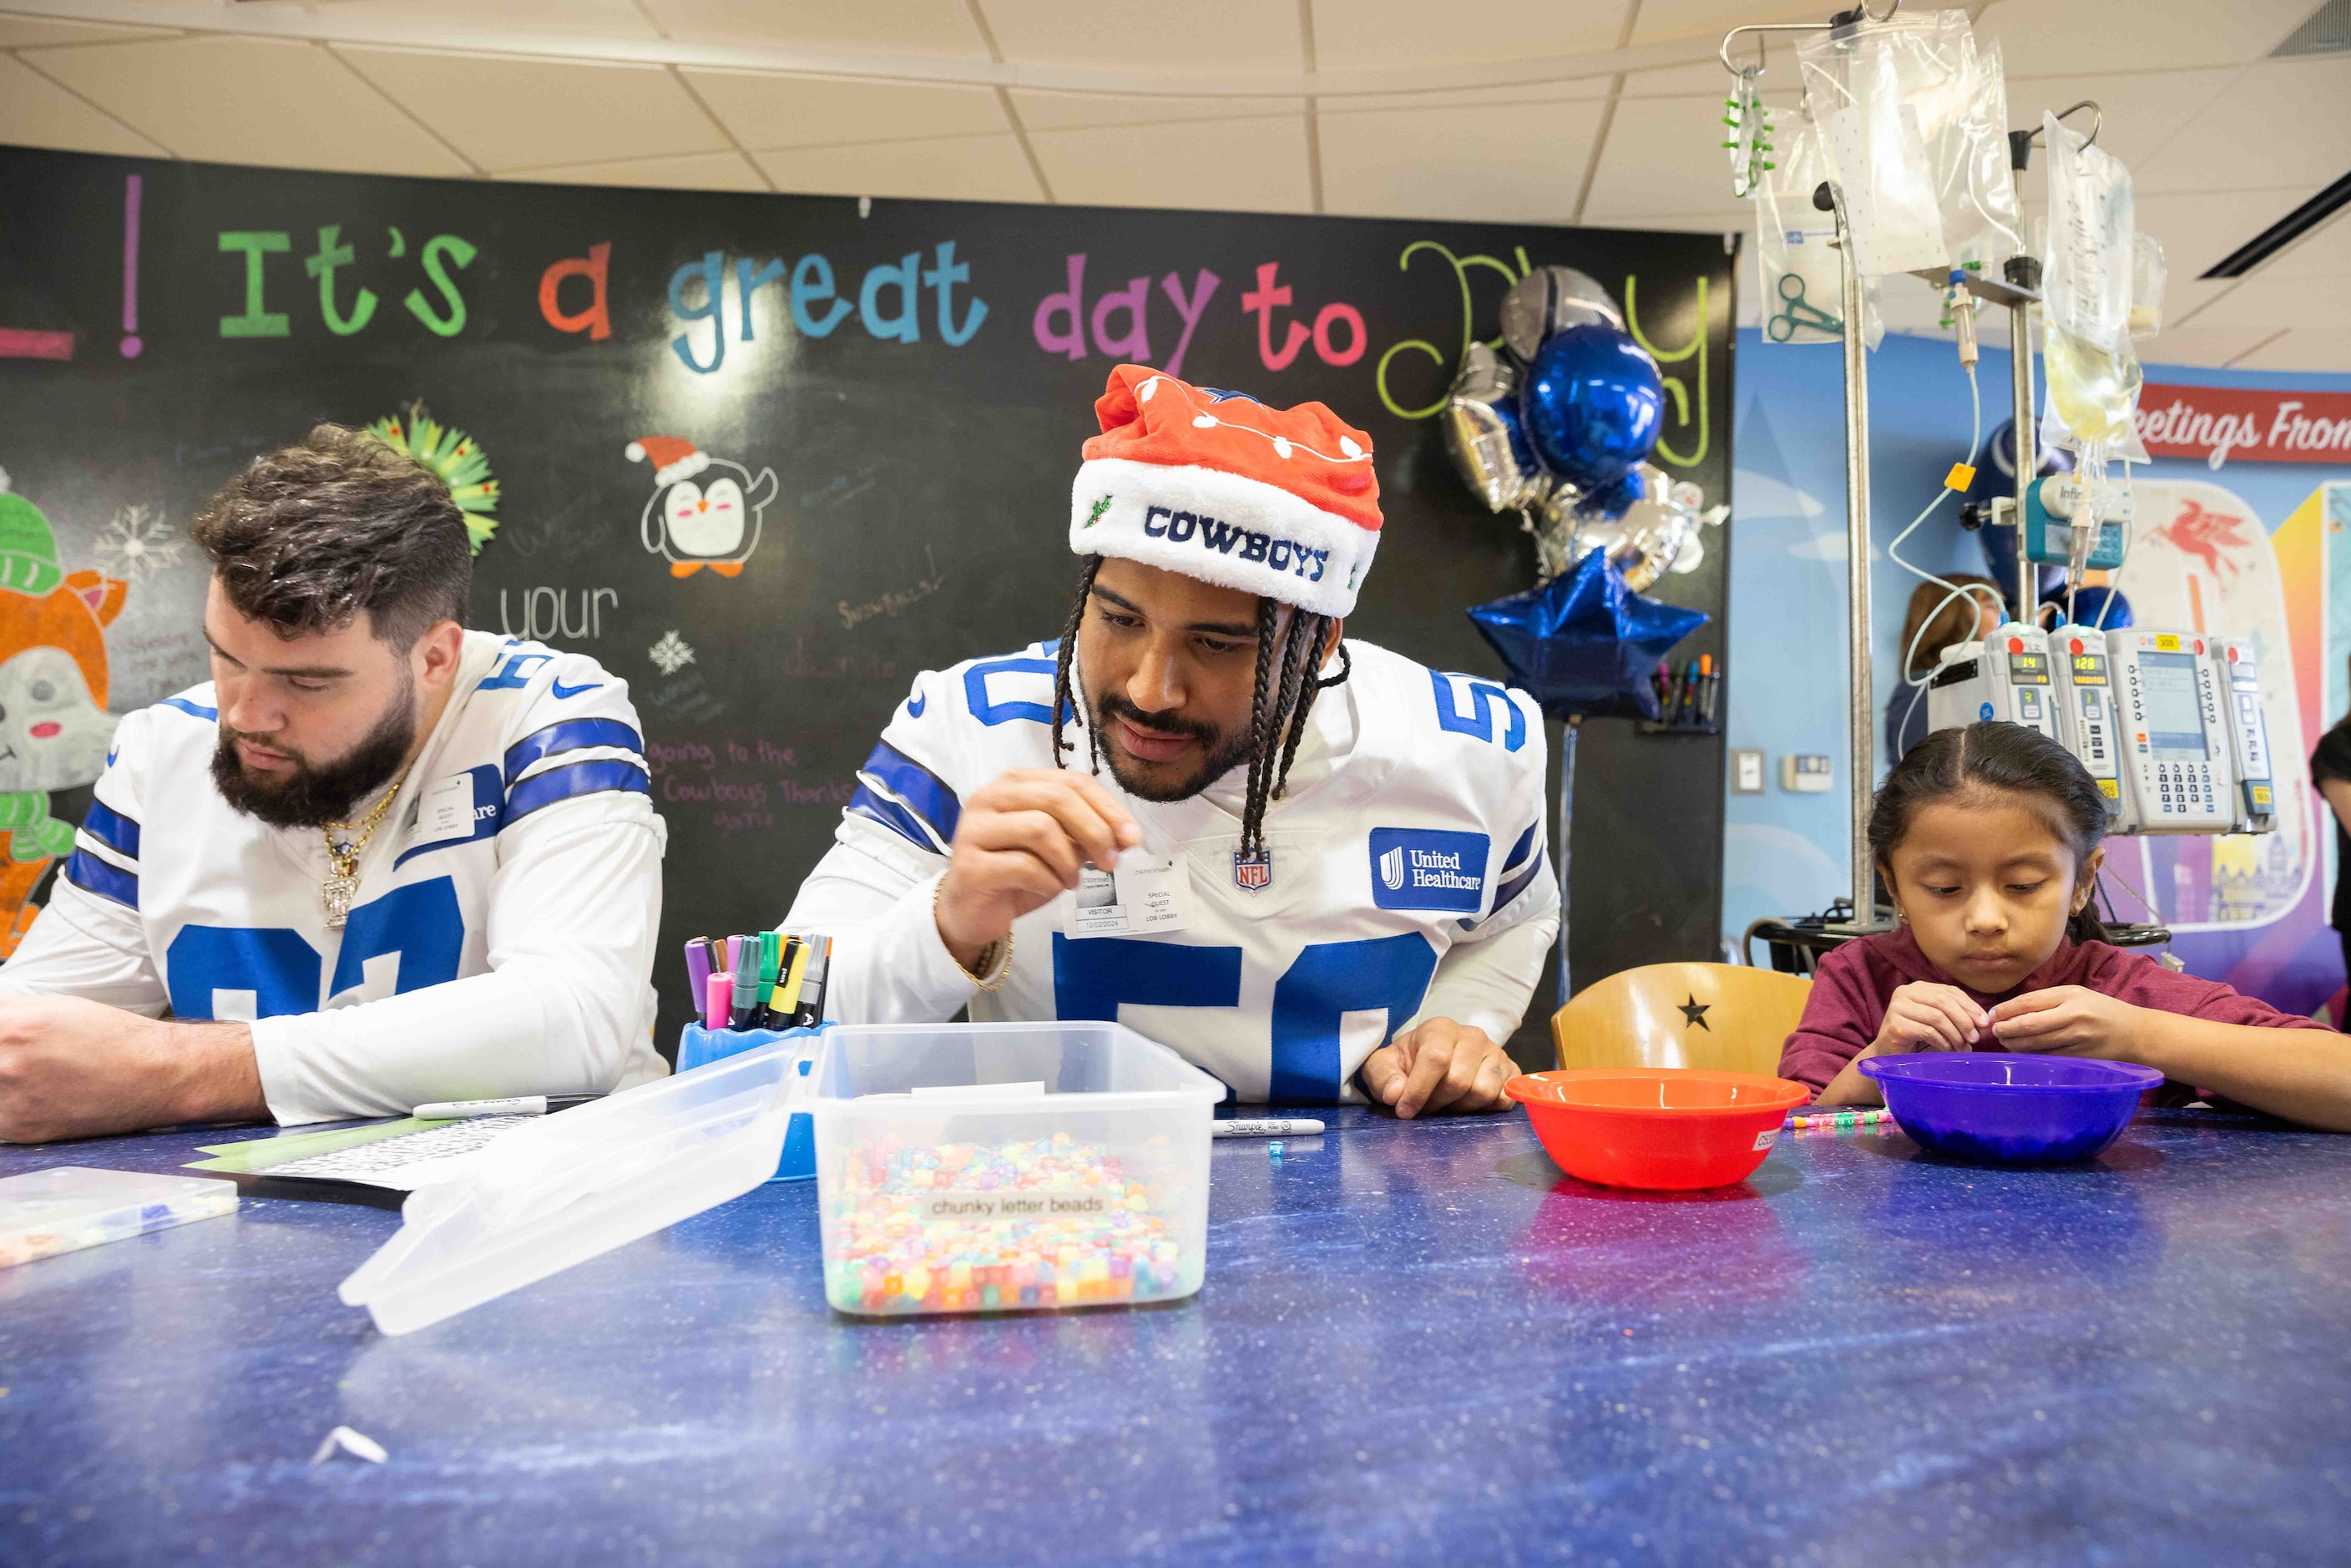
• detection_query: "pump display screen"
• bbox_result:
[2070,655,2107,685]
[2138,652,2207,760]
[2007,651,2050,684]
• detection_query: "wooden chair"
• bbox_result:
[1550,963,1813,1078]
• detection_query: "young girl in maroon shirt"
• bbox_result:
[1780,721,2351,1130]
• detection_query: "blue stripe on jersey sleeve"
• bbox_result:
[1489,848,1545,917]
[63,848,137,909]
[159,696,218,721]
[1500,821,1538,875]
[848,784,943,853]
[503,717,644,786]
[81,800,141,861]
[857,741,960,844]
[503,757,650,828]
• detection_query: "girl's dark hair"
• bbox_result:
[1049,558,1352,860]
[1868,721,2110,945]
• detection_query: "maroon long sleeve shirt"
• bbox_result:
[1777,925,2330,1100]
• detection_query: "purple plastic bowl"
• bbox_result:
[1857,1053,2163,1165]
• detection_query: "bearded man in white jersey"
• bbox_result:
[786,367,1556,1116]
[0,426,667,1142]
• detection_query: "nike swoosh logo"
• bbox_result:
[907,691,928,717]
[551,679,603,699]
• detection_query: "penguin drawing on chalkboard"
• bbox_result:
[627,436,778,578]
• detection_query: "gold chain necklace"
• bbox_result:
[320,769,410,929]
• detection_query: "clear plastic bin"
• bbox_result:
[810,1021,1222,1317]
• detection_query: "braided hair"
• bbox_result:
[1049,559,1352,863]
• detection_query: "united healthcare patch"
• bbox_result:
[1368,827,1489,913]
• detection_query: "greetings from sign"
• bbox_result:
[2136,384,2351,469]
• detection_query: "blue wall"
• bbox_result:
[1722,330,2351,984]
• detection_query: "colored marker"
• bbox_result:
[756,930,781,1009]
[685,938,713,1010]
[1213,1118,1326,1138]
[704,972,733,1032]
[790,936,831,1029]
[730,962,760,1029]
[761,934,803,1029]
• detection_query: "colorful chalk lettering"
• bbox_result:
[539,244,612,340]
[1033,255,1217,378]
[218,231,291,338]
[1624,274,1710,467]
[404,235,477,337]
[306,225,377,336]
[669,242,987,372]
[119,173,141,359]
[1374,241,1524,419]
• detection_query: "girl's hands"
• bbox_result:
[1869,981,1990,1056]
[1987,985,2137,1057]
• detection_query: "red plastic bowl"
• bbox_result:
[1506,1069,1813,1191]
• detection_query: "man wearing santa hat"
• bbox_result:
[785,367,1555,1116]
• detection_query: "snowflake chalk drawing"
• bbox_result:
[94,505,183,580]
[648,630,695,676]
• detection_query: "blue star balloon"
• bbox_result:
[1467,547,1710,721]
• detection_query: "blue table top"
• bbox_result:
[3,1105,2348,1566]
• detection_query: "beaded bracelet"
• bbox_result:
[1783,1106,1894,1130]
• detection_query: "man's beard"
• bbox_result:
[210,683,418,829]
[1086,687,1259,802]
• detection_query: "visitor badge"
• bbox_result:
[408,771,478,849]
[1066,855,1194,938]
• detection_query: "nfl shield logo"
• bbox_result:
[1232,848,1273,891]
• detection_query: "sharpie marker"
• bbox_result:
[412,1094,602,1120]
[1213,1118,1326,1138]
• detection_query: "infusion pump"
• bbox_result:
[1926,628,2275,837]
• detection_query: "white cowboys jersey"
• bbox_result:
[0,630,670,1125]
[785,638,1558,1102]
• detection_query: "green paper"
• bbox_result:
[185,1116,445,1174]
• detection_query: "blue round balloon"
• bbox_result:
[1585,468,1646,519]
[1519,325,1665,492]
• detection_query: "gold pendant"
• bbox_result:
[323,873,357,929]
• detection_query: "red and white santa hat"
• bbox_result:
[625,436,710,489]
[1069,365,1381,619]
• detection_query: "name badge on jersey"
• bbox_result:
[1067,856,1195,938]
[405,771,479,851]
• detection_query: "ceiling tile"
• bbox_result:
[1631,0,1828,49]
[1319,96,1609,223]
[0,18,179,48]
[2126,190,2315,282]
[2229,328,2351,373]
[2178,271,2351,332]
[1012,89,1300,131]
[641,0,989,58]
[1581,93,1753,220]
[497,149,769,192]
[2136,327,2295,370]
[276,0,660,37]
[1580,209,1747,234]
[685,72,1005,149]
[1981,0,2313,77]
[2001,68,2238,180]
[980,0,1301,72]
[0,53,165,157]
[19,35,472,175]
[752,132,1043,203]
[1028,113,1310,213]
[1310,0,1629,72]
[1619,59,1802,101]
[2136,58,2351,196]
[337,48,726,171]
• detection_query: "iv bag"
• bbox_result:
[2129,233,2167,339]
[1929,36,2023,273]
[1801,23,1949,276]
[2041,109,2134,350]
[1756,117,1883,348]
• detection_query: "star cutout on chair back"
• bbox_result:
[1677,994,1711,1031]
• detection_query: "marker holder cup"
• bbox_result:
[677,1022,825,1182]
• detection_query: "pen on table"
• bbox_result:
[1213,1118,1326,1138]
[412,1094,601,1120]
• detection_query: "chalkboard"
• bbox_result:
[0,145,1733,1062]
